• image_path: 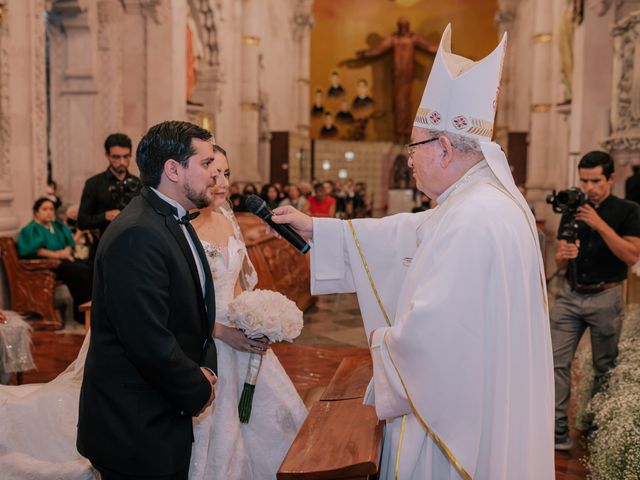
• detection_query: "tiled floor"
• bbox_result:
[11,292,587,479]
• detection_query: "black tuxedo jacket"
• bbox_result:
[77,187,217,476]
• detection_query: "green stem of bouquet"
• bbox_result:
[238,383,256,423]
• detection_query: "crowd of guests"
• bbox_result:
[230,178,372,219]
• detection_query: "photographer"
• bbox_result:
[78,133,141,237]
[551,151,640,451]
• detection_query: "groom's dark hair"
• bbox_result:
[136,120,214,188]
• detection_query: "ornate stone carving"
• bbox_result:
[193,0,220,67]
[186,0,222,116]
[120,0,161,23]
[32,0,48,196]
[494,8,516,34]
[587,0,620,17]
[291,0,314,42]
[0,0,10,188]
[603,11,640,152]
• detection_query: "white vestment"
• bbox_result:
[310,143,554,480]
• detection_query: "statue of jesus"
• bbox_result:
[357,17,437,141]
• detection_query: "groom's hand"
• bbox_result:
[271,205,314,240]
[197,367,217,415]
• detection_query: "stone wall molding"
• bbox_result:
[587,0,620,17]
[603,11,640,152]
[120,0,161,23]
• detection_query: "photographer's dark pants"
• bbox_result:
[55,259,93,323]
[550,280,624,435]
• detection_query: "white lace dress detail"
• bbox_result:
[0,236,307,480]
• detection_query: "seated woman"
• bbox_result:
[279,184,309,214]
[260,183,282,210]
[16,197,93,323]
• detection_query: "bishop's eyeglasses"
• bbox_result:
[404,136,439,159]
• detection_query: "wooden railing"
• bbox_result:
[236,213,315,311]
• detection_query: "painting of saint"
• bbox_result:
[352,78,374,110]
[320,112,339,138]
[327,71,346,97]
[311,89,325,117]
[335,99,355,123]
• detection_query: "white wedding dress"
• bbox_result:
[0,231,307,479]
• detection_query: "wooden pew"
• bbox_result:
[278,356,384,480]
[0,237,63,330]
[236,213,316,311]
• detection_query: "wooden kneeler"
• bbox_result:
[278,356,384,480]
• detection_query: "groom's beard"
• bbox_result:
[184,183,212,209]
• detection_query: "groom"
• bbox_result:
[77,121,219,480]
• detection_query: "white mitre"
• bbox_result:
[413,24,506,140]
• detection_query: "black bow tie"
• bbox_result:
[175,210,200,225]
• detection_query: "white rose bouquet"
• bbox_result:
[228,289,304,422]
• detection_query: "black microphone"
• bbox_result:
[244,194,310,254]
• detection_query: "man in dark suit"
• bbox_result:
[77,121,219,480]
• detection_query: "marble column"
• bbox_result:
[527,0,556,195]
[145,0,186,126]
[0,0,48,307]
[238,0,262,182]
[292,0,313,137]
[4,0,47,228]
[0,0,19,235]
[521,0,571,240]
[120,0,186,142]
[568,0,615,186]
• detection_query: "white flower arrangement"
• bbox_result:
[573,338,594,432]
[227,289,304,422]
[228,289,303,343]
[573,305,640,479]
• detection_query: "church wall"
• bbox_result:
[309,0,499,142]
[313,139,397,215]
[212,0,309,185]
[144,0,187,130]
[213,0,255,181]
[255,0,297,132]
[568,2,615,186]
[46,0,190,207]
[48,6,103,212]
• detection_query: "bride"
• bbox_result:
[0,145,307,480]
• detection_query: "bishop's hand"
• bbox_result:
[271,205,314,240]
